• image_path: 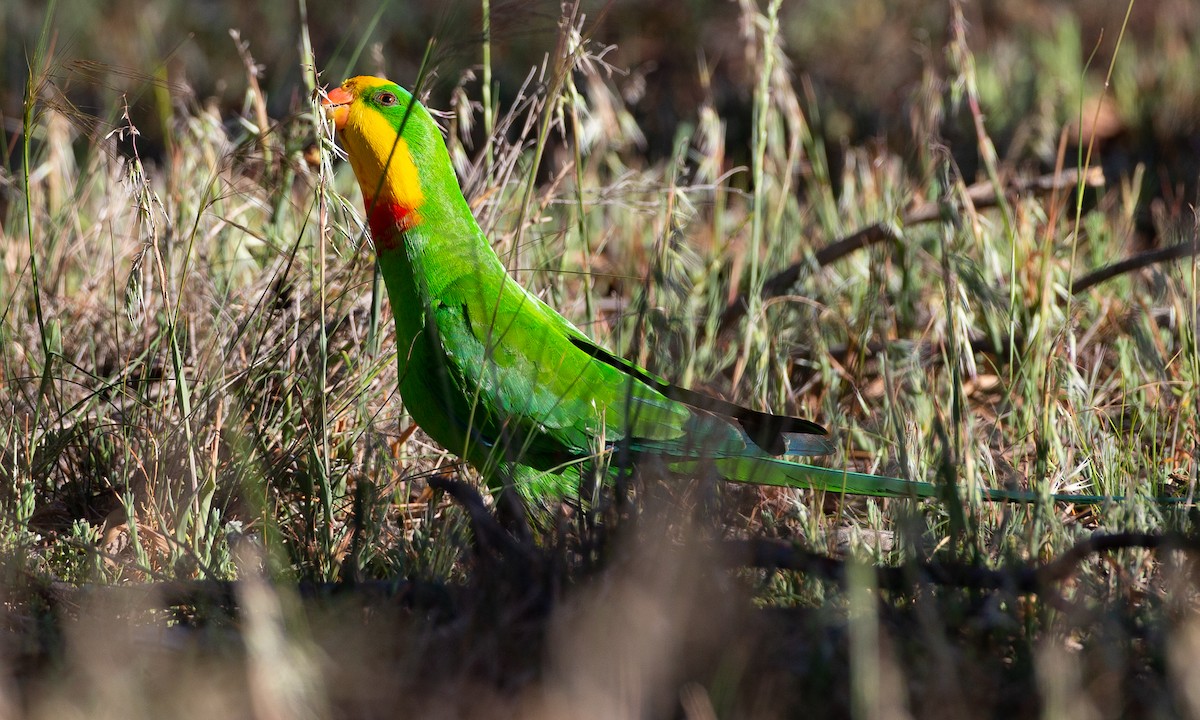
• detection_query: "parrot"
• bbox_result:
[320,75,1164,507]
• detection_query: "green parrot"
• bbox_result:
[321,75,1153,506]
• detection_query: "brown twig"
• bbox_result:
[1071,239,1200,295]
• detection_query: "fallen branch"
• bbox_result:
[1071,238,1200,295]
[36,531,1192,614]
[718,167,1104,333]
[734,530,1194,594]
[42,577,449,611]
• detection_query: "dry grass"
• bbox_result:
[3,0,1200,717]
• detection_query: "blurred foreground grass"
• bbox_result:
[3,0,1200,717]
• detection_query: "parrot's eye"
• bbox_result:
[377,91,398,106]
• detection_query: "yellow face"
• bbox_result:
[323,76,425,215]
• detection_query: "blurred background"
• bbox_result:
[4,0,1200,227]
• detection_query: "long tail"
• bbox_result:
[709,456,1190,506]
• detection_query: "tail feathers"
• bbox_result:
[713,457,939,498]
[513,443,1187,506]
[709,456,1189,506]
[781,433,836,456]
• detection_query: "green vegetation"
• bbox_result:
[2,0,1200,717]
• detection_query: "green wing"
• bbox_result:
[432,271,697,469]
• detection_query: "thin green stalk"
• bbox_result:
[948,3,1018,373]
[24,0,59,406]
[747,0,782,293]
[1052,2,1134,503]
[508,0,581,266]
[739,0,783,388]
[150,118,225,561]
[300,0,336,578]
[482,0,495,175]
[367,261,385,357]
[847,559,882,720]
[1066,2,1133,301]
[340,0,392,80]
[565,71,595,329]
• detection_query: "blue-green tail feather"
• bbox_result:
[707,455,1189,506]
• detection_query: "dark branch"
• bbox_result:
[732,531,1193,594]
[36,532,1191,614]
[1071,239,1200,295]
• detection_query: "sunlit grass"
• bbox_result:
[2,0,1200,716]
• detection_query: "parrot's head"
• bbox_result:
[323,76,438,241]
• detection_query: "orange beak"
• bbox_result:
[322,85,353,130]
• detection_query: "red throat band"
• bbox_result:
[363,198,419,251]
